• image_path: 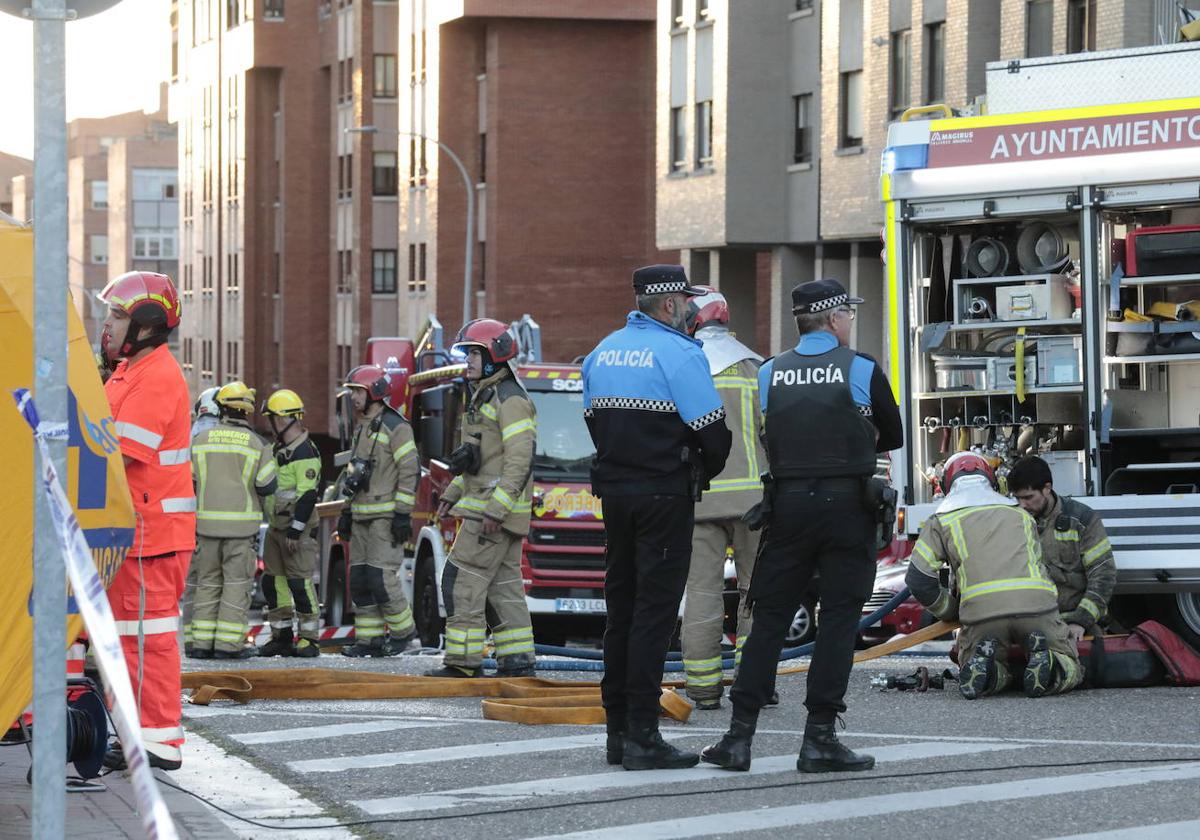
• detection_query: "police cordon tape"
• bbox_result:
[14,390,179,840]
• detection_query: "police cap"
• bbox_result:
[632,264,707,297]
[791,278,864,315]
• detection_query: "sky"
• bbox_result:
[0,0,170,160]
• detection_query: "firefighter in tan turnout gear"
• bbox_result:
[905,452,1084,699]
[681,288,766,709]
[429,319,538,678]
[187,381,277,659]
[258,389,325,658]
[336,365,421,657]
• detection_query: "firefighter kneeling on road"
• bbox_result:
[428,319,539,679]
[258,389,324,658]
[188,381,277,659]
[905,452,1084,699]
[337,365,420,657]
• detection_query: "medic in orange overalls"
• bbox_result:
[97,271,196,772]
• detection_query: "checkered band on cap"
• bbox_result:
[591,396,678,412]
[796,293,848,314]
[640,281,689,295]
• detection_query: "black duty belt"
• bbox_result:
[775,477,864,494]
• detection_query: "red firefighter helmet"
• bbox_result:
[453,319,519,368]
[686,285,729,331]
[340,364,391,401]
[942,451,997,492]
[99,271,182,330]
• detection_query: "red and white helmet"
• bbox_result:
[98,271,182,359]
[453,319,519,374]
[686,286,729,335]
[340,364,391,401]
[942,451,997,492]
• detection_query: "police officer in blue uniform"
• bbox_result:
[702,278,902,774]
[583,264,732,771]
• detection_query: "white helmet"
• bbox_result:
[194,386,220,419]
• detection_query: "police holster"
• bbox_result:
[862,476,898,551]
[741,473,775,531]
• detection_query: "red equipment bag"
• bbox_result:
[1079,632,1164,689]
[1130,620,1200,687]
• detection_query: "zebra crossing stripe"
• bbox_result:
[1051,820,1200,839]
[351,739,1032,816]
[231,719,449,745]
[289,732,689,773]
[529,762,1200,840]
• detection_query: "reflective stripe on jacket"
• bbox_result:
[345,406,419,520]
[694,358,764,521]
[191,418,276,538]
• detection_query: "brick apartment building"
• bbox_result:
[171,0,399,437]
[399,0,674,362]
[657,0,1182,361]
[9,106,177,343]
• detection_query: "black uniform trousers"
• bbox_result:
[730,482,876,724]
[599,493,694,723]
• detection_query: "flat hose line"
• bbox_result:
[180,593,957,726]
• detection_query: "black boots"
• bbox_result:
[257,630,294,658]
[700,717,756,771]
[959,637,1001,700]
[1023,630,1053,698]
[622,717,699,771]
[214,646,258,660]
[797,721,875,773]
[605,711,625,766]
[424,664,482,678]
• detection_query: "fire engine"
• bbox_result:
[870,42,1200,647]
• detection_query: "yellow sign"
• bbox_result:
[0,217,134,731]
[534,484,603,519]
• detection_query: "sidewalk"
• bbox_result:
[0,744,236,840]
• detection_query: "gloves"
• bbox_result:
[391,512,412,546]
[336,511,352,540]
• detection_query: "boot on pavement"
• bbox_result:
[622,715,699,771]
[384,631,417,656]
[424,664,482,678]
[797,721,875,773]
[700,716,756,771]
[342,637,389,658]
[103,743,182,772]
[293,638,321,658]
[257,629,294,658]
[214,646,258,660]
[959,637,1001,700]
[605,709,626,766]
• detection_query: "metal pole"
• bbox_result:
[30,0,69,835]
[400,131,474,324]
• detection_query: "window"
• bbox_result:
[182,337,194,371]
[923,22,944,105]
[1026,0,1053,58]
[226,0,241,29]
[418,243,427,293]
[890,29,911,119]
[671,0,684,26]
[338,153,353,199]
[792,93,812,164]
[374,54,397,98]
[264,0,284,19]
[670,107,686,172]
[1067,0,1095,53]
[134,231,177,259]
[133,169,177,200]
[90,235,108,265]
[372,249,397,293]
[839,71,863,149]
[479,131,487,184]
[336,249,353,294]
[373,152,397,196]
[695,100,713,168]
[91,180,108,209]
[795,0,814,10]
[408,243,417,291]
[697,0,709,18]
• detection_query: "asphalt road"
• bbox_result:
[170,650,1200,840]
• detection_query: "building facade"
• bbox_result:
[171,0,399,437]
[0,152,31,218]
[656,0,1181,361]
[398,0,673,362]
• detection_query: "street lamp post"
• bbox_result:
[346,126,475,323]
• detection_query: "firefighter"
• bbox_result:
[188,381,277,659]
[583,265,732,771]
[192,386,220,438]
[98,271,195,772]
[429,319,539,679]
[680,287,765,710]
[905,452,1084,699]
[257,389,325,658]
[336,365,420,657]
[702,278,902,774]
[1008,455,1117,647]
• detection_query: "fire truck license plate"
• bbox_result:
[555,598,607,614]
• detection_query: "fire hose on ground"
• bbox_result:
[183,587,959,725]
